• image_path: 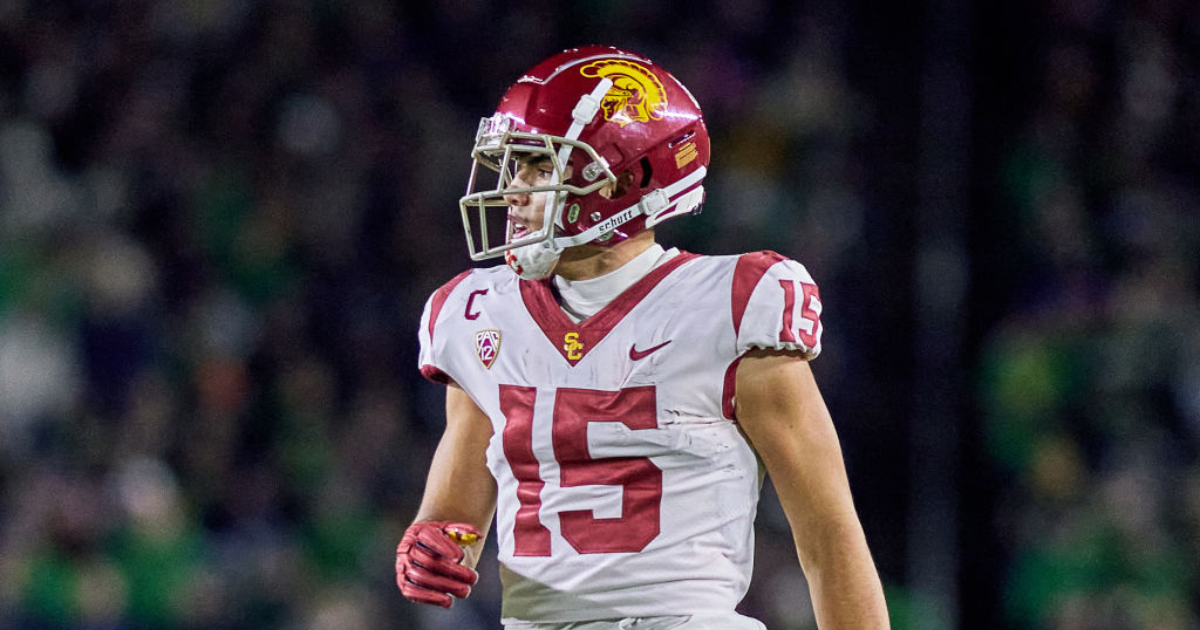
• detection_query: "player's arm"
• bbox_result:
[735,349,890,629]
[396,381,497,608]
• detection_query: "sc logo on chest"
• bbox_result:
[563,332,584,360]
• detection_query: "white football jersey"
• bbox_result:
[417,250,823,623]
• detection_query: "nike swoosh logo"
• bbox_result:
[629,340,672,361]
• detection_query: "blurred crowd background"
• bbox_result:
[0,1,1196,629]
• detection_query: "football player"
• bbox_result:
[395,46,890,630]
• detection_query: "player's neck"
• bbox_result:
[553,231,658,281]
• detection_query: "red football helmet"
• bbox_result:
[460,46,710,275]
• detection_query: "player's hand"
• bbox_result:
[395,521,481,608]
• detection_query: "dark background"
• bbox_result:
[0,1,1197,629]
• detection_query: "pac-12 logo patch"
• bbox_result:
[580,60,667,127]
[475,329,501,369]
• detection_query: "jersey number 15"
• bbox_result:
[499,385,661,557]
[779,279,821,347]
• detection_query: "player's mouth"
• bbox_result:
[508,217,532,242]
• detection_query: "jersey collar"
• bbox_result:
[519,251,699,366]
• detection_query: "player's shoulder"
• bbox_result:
[731,250,813,281]
[662,250,814,300]
[726,250,821,347]
[427,264,515,301]
[730,249,803,273]
[422,265,516,334]
[686,249,801,271]
[691,250,813,288]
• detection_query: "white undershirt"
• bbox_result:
[553,244,677,322]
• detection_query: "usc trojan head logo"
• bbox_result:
[580,60,668,127]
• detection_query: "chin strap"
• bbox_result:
[550,166,708,249]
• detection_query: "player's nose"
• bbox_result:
[503,188,531,208]
[503,172,532,208]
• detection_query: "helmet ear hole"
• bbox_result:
[602,158,650,200]
[639,157,653,188]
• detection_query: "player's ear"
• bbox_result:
[619,168,637,194]
[602,169,638,200]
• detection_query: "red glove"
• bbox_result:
[395,521,481,608]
